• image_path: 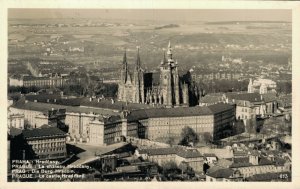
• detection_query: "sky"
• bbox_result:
[8,9,291,22]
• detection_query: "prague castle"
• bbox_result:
[117,42,189,107]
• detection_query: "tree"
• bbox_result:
[202,132,213,144]
[166,137,175,146]
[178,126,199,146]
[160,160,181,179]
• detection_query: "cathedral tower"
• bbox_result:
[133,47,144,103]
[159,41,181,107]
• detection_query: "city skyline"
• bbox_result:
[6,6,294,183]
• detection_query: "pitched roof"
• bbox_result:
[206,168,235,179]
[200,95,224,104]
[80,97,155,111]
[261,93,277,102]
[176,148,203,158]
[217,158,233,168]
[22,126,66,139]
[226,92,262,103]
[12,98,118,116]
[233,151,248,157]
[138,147,203,158]
[247,172,291,181]
[203,153,218,158]
[127,103,234,121]
[138,147,178,156]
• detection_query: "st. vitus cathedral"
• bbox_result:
[117,42,195,107]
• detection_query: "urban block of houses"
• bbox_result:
[214,150,291,179]
[200,92,278,126]
[135,146,204,172]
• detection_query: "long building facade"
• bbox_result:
[117,42,189,107]
[10,97,236,146]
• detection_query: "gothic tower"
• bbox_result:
[159,41,181,107]
[118,50,128,101]
[133,47,144,103]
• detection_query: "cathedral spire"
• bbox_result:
[122,49,128,82]
[136,46,141,70]
[167,40,172,60]
[123,49,127,69]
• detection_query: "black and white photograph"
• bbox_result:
[2,0,300,187]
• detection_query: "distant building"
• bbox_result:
[9,73,68,88]
[117,42,190,107]
[214,150,291,179]
[22,126,67,160]
[199,92,278,126]
[225,92,277,125]
[206,168,243,182]
[203,153,218,164]
[8,114,25,130]
[248,78,277,94]
[135,146,204,172]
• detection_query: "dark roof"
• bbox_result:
[176,148,203,158]
[138,147,203,158]
[226,92,262,103]
[23,76,51,81]
[200,95,224,104]
[233,151,248,157]
[203,153,218,158]
[9,127,22,137]
[258,157,273,166]
[261,93,277,102]
[233,157,249,164]
[206,168,235,179]
[12,98,118,116]
[138,147,177,156]
[22,126,66,139]
[127,103,234,121]
[80,97,155,111]
[247,172,291,181]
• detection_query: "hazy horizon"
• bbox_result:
[8,9,291,22]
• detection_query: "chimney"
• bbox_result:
[34,100,37,102]
[47,99,50,103]
[260,95,263,100]
[111,99,115,104]
[97,98,100,103]
[54,99,56,103]
[25,100,28,103]
[89,97,92,102]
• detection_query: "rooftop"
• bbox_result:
[206,168,235,179]
[138,147,203,158]
[12,98,118,116]
[226,92,263,103]
[247,172,291,181]
[127,103,234,121]
[22,126,66,139]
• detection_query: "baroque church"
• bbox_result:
[117,42,191,107]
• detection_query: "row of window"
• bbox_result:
[35,147,65,153]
